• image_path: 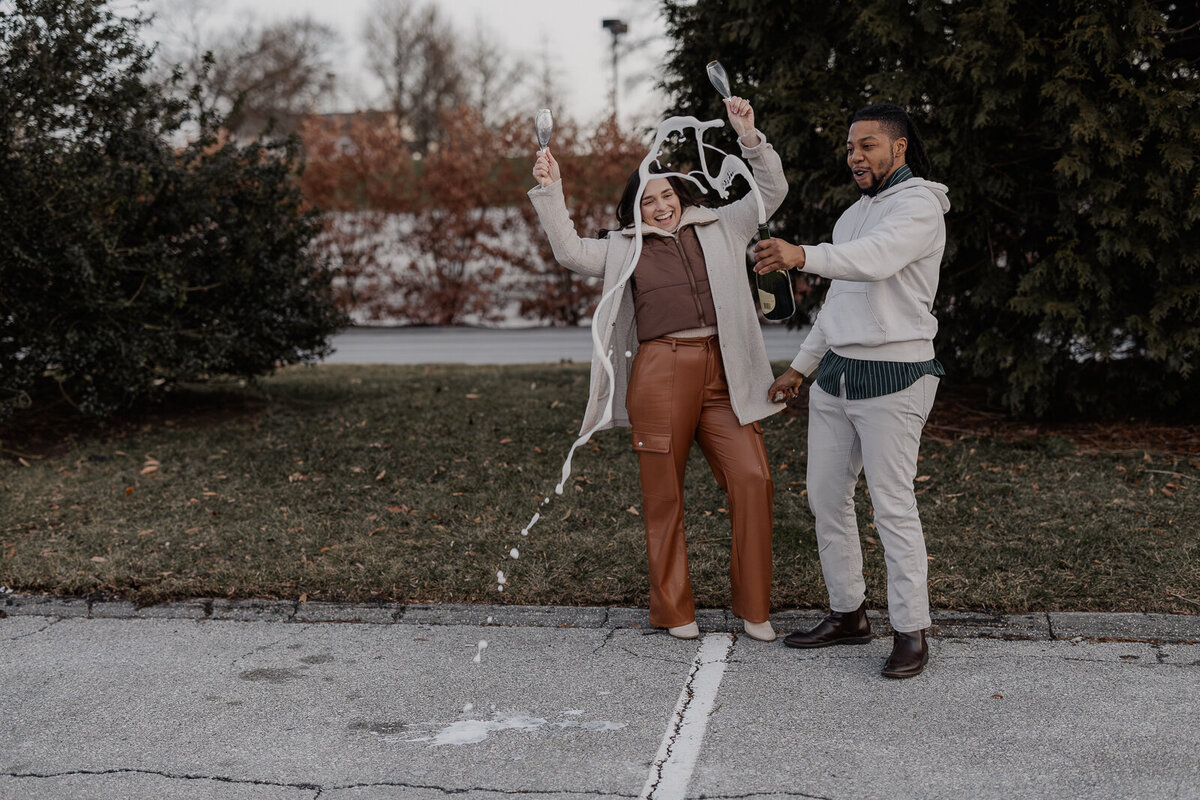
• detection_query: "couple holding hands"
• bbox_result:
[529,97,950,679]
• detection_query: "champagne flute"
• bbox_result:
[535,108,553,153]
[706,60,731,100]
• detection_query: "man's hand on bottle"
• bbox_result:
[753,238,805,273]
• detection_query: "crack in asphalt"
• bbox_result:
[3,616,62,642]
[326,781,637,797]
[642,635,734,800]
[592,627,617,656]
[617,644,694,666]
[0,769,637,798]
[1,768,322,796]
[643,671,693,797]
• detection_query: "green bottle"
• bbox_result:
[755,223,795,321]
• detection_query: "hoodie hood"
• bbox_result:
[879,177,951,214]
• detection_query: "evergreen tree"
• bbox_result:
[0,0,345,419]
[663,0,1200,417]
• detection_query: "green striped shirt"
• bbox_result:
[815,351,944,399]
[876,163,913,194]
[816,163,943,399]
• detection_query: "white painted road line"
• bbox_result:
[640,633,735,800]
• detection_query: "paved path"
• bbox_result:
[3,594,1198,800]
[323,326,809,366]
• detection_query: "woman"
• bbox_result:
[528,97,787,641]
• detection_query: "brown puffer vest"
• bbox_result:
[630,223,718,342]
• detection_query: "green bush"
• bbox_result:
[0,0,346,419]
[663,0,1200,418]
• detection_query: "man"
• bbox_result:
[754,103,949,678]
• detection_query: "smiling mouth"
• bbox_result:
[655,212,674,223]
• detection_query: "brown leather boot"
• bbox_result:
[881,629,929,678]
[782,601,871,648]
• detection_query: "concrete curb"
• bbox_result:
[2,591,1198,643]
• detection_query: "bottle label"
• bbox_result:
[758,288,775,313]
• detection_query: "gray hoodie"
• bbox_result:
[791,177,951,376]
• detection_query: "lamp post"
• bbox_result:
[601,18,628,121]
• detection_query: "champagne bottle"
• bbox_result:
[755,223,795,321]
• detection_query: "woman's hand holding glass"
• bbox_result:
[533,148,561,189]
[724,96,760,147]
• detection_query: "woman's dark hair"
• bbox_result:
[597,164,706,237]
[851,103,932,179]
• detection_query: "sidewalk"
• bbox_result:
[322,325,809,366]
[3,594,1198,800]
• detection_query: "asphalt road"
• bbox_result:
[3,595,1199,800]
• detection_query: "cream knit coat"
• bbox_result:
[528,131,788,434]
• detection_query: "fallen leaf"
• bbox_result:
[124,487,134,496]
[561,509,572,521]
[90,556,107,563]
[992,694,1003,700]
[915,475,931,482]
[465,393,480,399]
[139,465,158,475]
[299,593,308,603]
[18,458,30,467]
[626,506,640,515]
[376,470,386,481]
[499,438,513,444]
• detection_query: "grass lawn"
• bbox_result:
[1,363,1197,614]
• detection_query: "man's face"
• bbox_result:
[846,120,905,195]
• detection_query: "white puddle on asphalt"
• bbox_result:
[394,711,628,747]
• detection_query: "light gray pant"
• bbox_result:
[806,374,939,633]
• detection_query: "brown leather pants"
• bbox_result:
[625,335,774,627]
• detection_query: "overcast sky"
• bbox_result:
[138,0,673,128]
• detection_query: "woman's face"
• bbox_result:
[639,178,682,232]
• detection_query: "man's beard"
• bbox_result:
[858,155,895,197]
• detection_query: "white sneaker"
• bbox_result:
[668,622,699,639]
[742,619,776,642]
